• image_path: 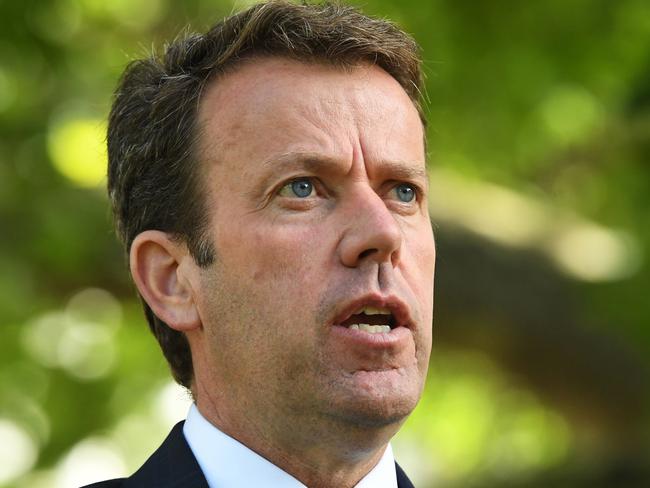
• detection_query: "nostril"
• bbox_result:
[358,248,377,260]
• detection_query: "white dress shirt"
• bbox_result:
[183,404,398,487]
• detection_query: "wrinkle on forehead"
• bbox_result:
[196,57,424,174]
[259,150,427,182]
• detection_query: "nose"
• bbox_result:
[338,188,403,268]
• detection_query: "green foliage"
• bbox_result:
[1,0,648,486]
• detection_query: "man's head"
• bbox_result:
[108,0,427,389]
[108,0,434,459]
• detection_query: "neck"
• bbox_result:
[194,383,399,488]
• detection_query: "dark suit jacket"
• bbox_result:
[81,421,415,487]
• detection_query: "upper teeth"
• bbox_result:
[344,306,393,333]
[349,324,391,334]
[358,306,391,316]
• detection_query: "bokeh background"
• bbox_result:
[1,0,649,486]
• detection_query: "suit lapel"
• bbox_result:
[124,421,208,488]
[395,461,415,488]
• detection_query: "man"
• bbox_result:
[87,1,435,486]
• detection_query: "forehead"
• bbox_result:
[196,56,424,172]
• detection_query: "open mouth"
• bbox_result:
[339,306,396,334]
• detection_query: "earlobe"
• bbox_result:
[130,231,201,331]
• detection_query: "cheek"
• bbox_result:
[404,225,436,293]
[215,223,328,334]
[403,225,435,360]
[244,225,325,286]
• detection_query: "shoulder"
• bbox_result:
[78,421,208,488]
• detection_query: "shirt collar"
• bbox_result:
[183,404,397,488]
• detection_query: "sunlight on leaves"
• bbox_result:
[47,116,107,188]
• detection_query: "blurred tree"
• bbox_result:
[0,0,648,486]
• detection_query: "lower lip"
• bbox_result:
[330,324,411,347]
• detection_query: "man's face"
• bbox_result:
[192,57,435,441]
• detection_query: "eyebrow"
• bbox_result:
[260,151,342,175]
[373,159,429,182]
[260,151,428,181]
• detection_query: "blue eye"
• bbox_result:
[281,178,314,198]
[395,183,416,203]
[291,179,313,198]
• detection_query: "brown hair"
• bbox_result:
[107,0,425,389]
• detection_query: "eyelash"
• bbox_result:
[278,177,320,198]
[391,182,422,203]
[275,177,423,204]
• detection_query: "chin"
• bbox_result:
[328,373,423,430]
[341,399,415,430]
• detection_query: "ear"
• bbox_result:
[129,230,201,331]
